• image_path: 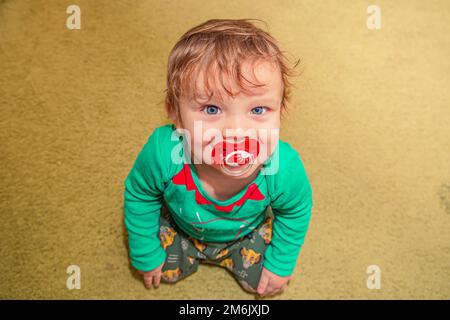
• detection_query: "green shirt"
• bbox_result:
[124,124,313,276]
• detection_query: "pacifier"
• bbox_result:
[210,136,260,176]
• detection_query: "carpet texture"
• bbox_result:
[1,0,449,299]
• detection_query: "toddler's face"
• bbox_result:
[175,59,282,179]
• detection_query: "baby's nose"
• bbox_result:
[220,127,248,141]
[222,114,248,132]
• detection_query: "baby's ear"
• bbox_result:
[171,114,182,130]
[168,113,176,126]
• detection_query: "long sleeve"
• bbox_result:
[263,149,313,277]
[123,127,169,272]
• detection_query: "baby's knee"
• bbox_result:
[160,267,183,283]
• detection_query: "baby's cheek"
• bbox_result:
[257,141,273,163]
[188,139,214,164]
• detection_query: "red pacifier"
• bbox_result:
[211,136,260,176]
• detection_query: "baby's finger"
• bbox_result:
[257,275,269,295]
[153,273,161,288]
[261,285,277,297]
[273,286,284,296]
[257,286,270,298]
[144,276,154,289]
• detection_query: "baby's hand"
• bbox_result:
[137,262,164,289]
[256,267,292,297]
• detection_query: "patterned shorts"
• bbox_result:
[158,205,273,291]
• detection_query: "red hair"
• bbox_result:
[163,19,301,121]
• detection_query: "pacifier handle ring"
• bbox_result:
[219,162,253,177]
[224,151,255,167]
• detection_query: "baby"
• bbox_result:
[124,19,313,297]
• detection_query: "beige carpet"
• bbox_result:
[1,0,449,299]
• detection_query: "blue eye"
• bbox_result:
[251,106,266,115]
[203,105,221,115]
